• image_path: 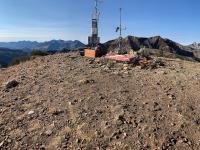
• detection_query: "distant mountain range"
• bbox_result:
[38,40,85,51]
[0,40,85,51]
[0,40,85,67]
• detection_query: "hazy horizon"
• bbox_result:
[1,0,200,44]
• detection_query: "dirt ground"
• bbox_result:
[0,52,200,150]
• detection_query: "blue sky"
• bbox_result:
[0,0,200,45]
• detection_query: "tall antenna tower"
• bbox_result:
[88,0,101,47]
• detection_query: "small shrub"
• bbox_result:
[10,56,32,66]
[138,48,151,59]
[158,49,164,57]
[10,50,50,66]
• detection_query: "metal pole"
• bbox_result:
[119,8,122,53]
[120,8,122,38]
[95,0,98,19]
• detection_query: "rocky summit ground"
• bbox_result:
[0,52,200,150]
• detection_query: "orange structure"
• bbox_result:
[84,49,99,58]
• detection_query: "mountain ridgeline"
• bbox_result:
[0,40,85,51]
[103,36,199,60]
[188,42,200,50]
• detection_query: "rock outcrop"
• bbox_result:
[103,36,196,59]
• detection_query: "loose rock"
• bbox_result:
[4,79,19,89]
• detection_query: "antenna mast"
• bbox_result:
[116,5,125,54]
[88,0,101,47]
[95,0,99,20]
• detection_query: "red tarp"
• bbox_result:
[105,54,135,62]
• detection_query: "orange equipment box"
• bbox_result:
[84,49,98,58]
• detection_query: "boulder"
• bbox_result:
[4,80,19,89]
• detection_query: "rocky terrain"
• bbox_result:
[0,52,200,149]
